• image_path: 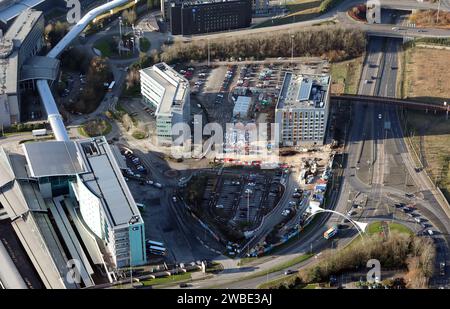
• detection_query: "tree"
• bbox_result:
[122,9,137,26]
[44,21,70,48]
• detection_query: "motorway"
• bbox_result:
[346,28,450,288]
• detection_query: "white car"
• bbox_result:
[172,196,177,202]
[426,229,434,236]
[378,114,382,119]
[153,182,162,188]
[282,209,291,216]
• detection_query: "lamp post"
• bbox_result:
[118,17,123,56]
[290,34,294,64]
[207,38,211,67]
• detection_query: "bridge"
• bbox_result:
[331,94,449,113]
[377,0,450,12]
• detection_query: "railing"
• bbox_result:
[331,94,449,112]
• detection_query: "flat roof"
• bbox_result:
[0,0,45,24]
[77,137,142,227]
[2,9,42,45]
[22,141,86,177]
[140,62,189,116]
[233,96,251,116]
[276,72,330,110]
[21,56,60,81]
[0,10,43,95]
[19,137,142,228]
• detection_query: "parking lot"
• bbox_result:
[185,167,283,247]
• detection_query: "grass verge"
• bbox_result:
[367,222,413,236]
[140,272,192,286]
[330,56,364,94]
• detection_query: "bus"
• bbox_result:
[148,245,166,256]
[32,129,47,137]
[323,226,338,240]
[108,81,115,92]
[147,240,164,247]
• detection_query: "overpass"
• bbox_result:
[331,94,449,112]
[367,0,450,28]
[377,0,450,12]
[37,0,140,142]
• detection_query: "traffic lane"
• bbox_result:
[164,192,220,263]
[202,229,360,289]
[242,173,295,254]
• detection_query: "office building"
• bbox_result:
[140,62,190,145]
[0,0,45,29]
[275,73,331,146]
[0,9,56,128]
[252,0,269,15]
[168,0,252,35]
[0,136,147,288]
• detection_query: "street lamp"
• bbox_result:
[290,34,294,64]
[207,38,211,67]
[118,17,123,56]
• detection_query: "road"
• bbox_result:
[348,27,450,288]
[179,0,450,42]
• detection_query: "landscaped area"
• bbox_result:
[139,37,151,52]
[94,35,137,59]
[259,230,435,289]
[402,110,450,202]
[140,272,192,286]
[132,129,148,140]
[367,221,413,236]
[78,119,112,137]
[330,56,364,94]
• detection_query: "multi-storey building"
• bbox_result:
[0,9,51,128]
[275,73,331,147]
[168,0,252,35]
[0,136,147,288]
[140,62,190,145]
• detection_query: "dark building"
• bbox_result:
[169,0,252,35]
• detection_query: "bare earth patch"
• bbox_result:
[404,47,450,104]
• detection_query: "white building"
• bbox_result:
[0,9,45,128]
[140,62,190,145]
[0,137,147,288]
[233,96,252,118]
[275,73,331,146]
